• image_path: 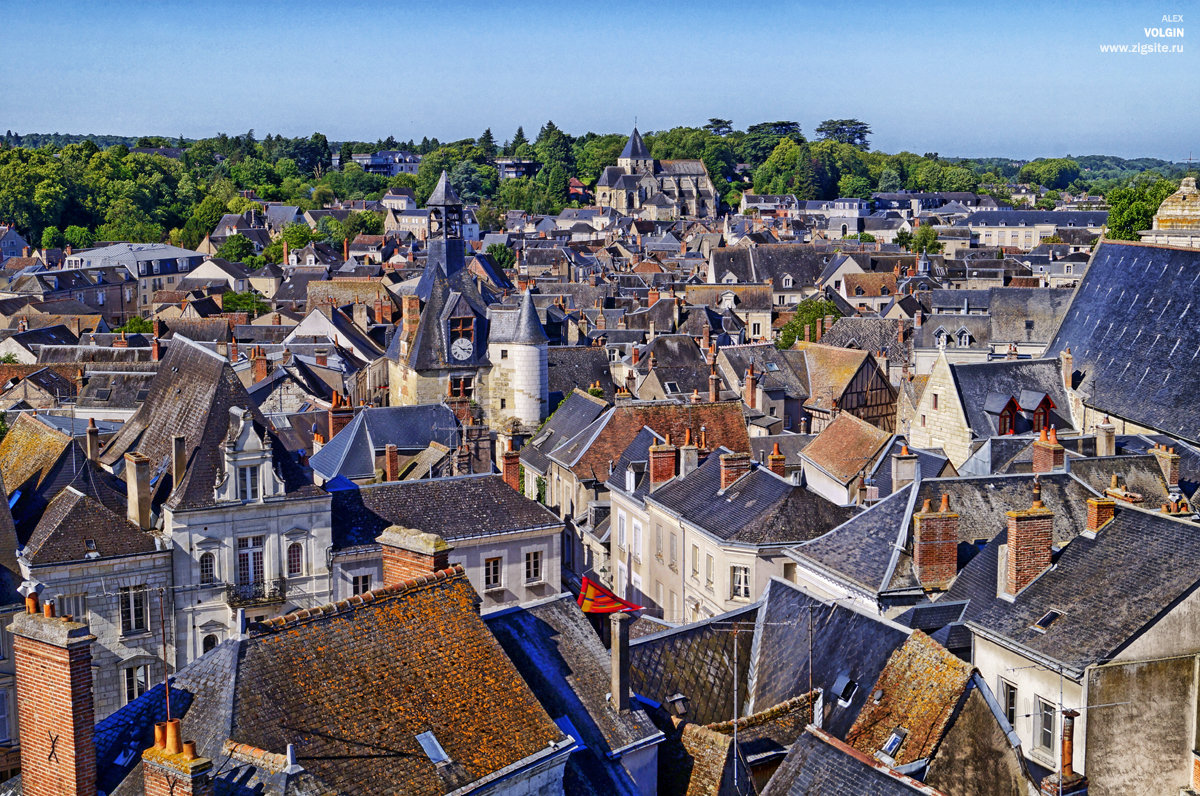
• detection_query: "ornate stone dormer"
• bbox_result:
[214,406,284,503]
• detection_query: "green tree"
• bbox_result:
[281,222,315,248]
[216,234,255,262]
[837,174,872,199]
[815,119,872,150]
[1106,175,1177,240]
[116,316,154,333]
[1018,158,1080,190]
[740,121,804,169]
[486,243,516,271]
[895,229,914,250]
[477,128,497,158]
[41,225,65,249]
[911,224,943,253]
[776,299,843,349]
[704,118,734,137]
[310,184,335,208]
[96,197,163,242]
[221,290,270,318]
[752,139,816,199]
[877,168,902,193]
[63,225,94,249]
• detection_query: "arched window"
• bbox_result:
[1033,406,1049,432]
[782,275,794,288]
[202,634,219,654]
[287,543,303,578]
[999,408,1015,435]
[199,552,215,585]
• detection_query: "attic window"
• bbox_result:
[832,674,858,706]
[136,389,149,401]
[763,362,780,372]
[881,727,908,759]
[664,381,680,393]
[94,388,112,401]
[1032,610,1062,632]
[415,731,450,765]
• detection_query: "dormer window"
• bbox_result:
[238,465,259,501]
[958,330,970,347]
[1033,404,1049,432]
[781,275,794,288]
[999,407,1016,435]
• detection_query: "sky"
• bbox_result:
[2,0,1197,160]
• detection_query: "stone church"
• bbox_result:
[1141,176,1200,249]
[387,172,549,434]
[595,128,718,219]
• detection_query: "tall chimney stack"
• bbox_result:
[1151,443,1181,490]
[892,444,919,491]
[719,452,751,490]
[648,437,678,491]
[11,606,97,796]
[142,717,215,796]
[1032,426,1065,473]
[1004,479,1054,597]
[377,526,452,588]
[502,441,522,492]
[744,364,757,410]
[85,417,100,462]
[172,434,187,488]
[610,612,631,712]
[1094,416,1116,458]
[125,452,153,530]
[384,443,399,482]
[767,442,786,477]
[913,494,959,589]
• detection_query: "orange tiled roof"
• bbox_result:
[0,413,73,500]
[793,342,871,412]
[801,411,892,484]
[844,272,898,297]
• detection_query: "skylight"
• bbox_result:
[881,727,907,758]
[1032,610,1062,632]
[415,731,449,765]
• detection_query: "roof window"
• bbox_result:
[415,731,450,765]
[1032,610,1062,632]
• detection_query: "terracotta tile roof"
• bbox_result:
[844,272,898,297]
[801,412,893,484]
[0,412,77,531]
[562,401,750,483]
[237,567,569,793]
[793,342,872,412]
[845,631,972,766]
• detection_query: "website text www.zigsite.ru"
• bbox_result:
[1100,17,1184,54]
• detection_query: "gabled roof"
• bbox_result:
[761,726,940,796]
[950,357,1073,438]
[308,404,460,481]
[520,389,610,474]
[801,412,893,485]
[23,483,156,566]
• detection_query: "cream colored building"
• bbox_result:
[1140,176,1200,248]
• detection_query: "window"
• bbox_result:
[1032,609,1062,632]
[124,664,151,704]
[921,414,926,427]
[352,574,371,595]
[0,689,8,744]
[691,544,700,577]
[238,465,259,501]
[500,349,508,359]
[632,521,643,560]
[286,543,303,578]
[449,316,474,343]
[655,524,663,559]
[449,375,474,398]
[237,536,265,585]
[705,554,715,587]
[999,680,1017,726]
[1036,698,1055,751]
[833,674,858,706]
[881,728,907,759]
[669,532,678,567]
[484,557,503,590]
[525,551,543,584]
[932,393,939,410]
[202,634,219,654]
[119,586,148,635]
[731,566,750,599]
[618,512,626,549]
[998,408,1015,436]
[1033,405,1049,432]
[199,553,215,585]
[58,593,88,621]
[958,331,970,347]
[751,323,762,337]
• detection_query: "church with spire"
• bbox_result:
[595,127,718,219]
[388,171,549,433]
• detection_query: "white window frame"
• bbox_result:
[123,663,151,705]
[1035,696,1055,752]
[731,565,751,600]
[524,550,543,585]
[238,465,260,501]
[352,574,371,595]
[632,521,643,561]
[119,586,149,636]
[484,556,503,591]
[618,511,627,550]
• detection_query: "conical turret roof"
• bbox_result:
[512,289,548,345]
[620,128,651,160]
[427,170,461,206]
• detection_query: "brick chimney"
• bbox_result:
[631,346,640,367]
[377,525,452,587]
[1031,426,1065,473]
[85,417,100,462]
[229,337,238,362]
[1151,443,1181,489]
[401,294,421,339]
[143,722,214,796]
[1086,497,1115,533]
[502,441,521,492]
[112,330,128,348]
[648,437,677,491]
[914,309,923,328]
[10,601,98,796]
[767,442,786,477]
[250,346,269,383]
[719,452,751,490]
[315,348,328,367]
[1089,417,1115,458]
[610,612,632,712]
[647,287,659,307]
[125,452,152,530]
[913,494,958,589]
[1060,347,1073,390]
[384,443,399,482]
[708,362,720,403]
[327,392,354,439]
[1004,479,1054,597]
[744,365,757,409]
[702,322,711,351]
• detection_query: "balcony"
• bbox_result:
[226,578,286,607]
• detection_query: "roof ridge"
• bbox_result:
[254,564,467,634]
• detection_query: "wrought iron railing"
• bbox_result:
[225,578,286,607]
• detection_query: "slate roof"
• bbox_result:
[869,439,952,498]
[0,412,92,539]
[646,453,858,546]
[23,483,156,566]
[99,336,321,511]
[94,568,570,795]
[620,129,652,160]
[707,244,834,287]
[329,473,560,550]
[308,404,460,481]
[1045,241,1200,443]
[547,348,616,406]
[821,317,912,365]
[521,389,610,475]
[950,357,1074,438]
[761,727,937,796]
[488,289,548,345]
[485,595,663,795]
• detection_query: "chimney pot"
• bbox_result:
[154,722,167,750]
[164,718,182,756]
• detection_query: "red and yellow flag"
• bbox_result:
[577,576,642,613]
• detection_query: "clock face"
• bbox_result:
[451,337,473,360]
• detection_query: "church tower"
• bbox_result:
[618,128,654,176]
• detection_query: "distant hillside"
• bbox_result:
[1,131,195,149]
[951,154,1186,182]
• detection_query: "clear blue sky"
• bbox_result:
[2,0,1197,160]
